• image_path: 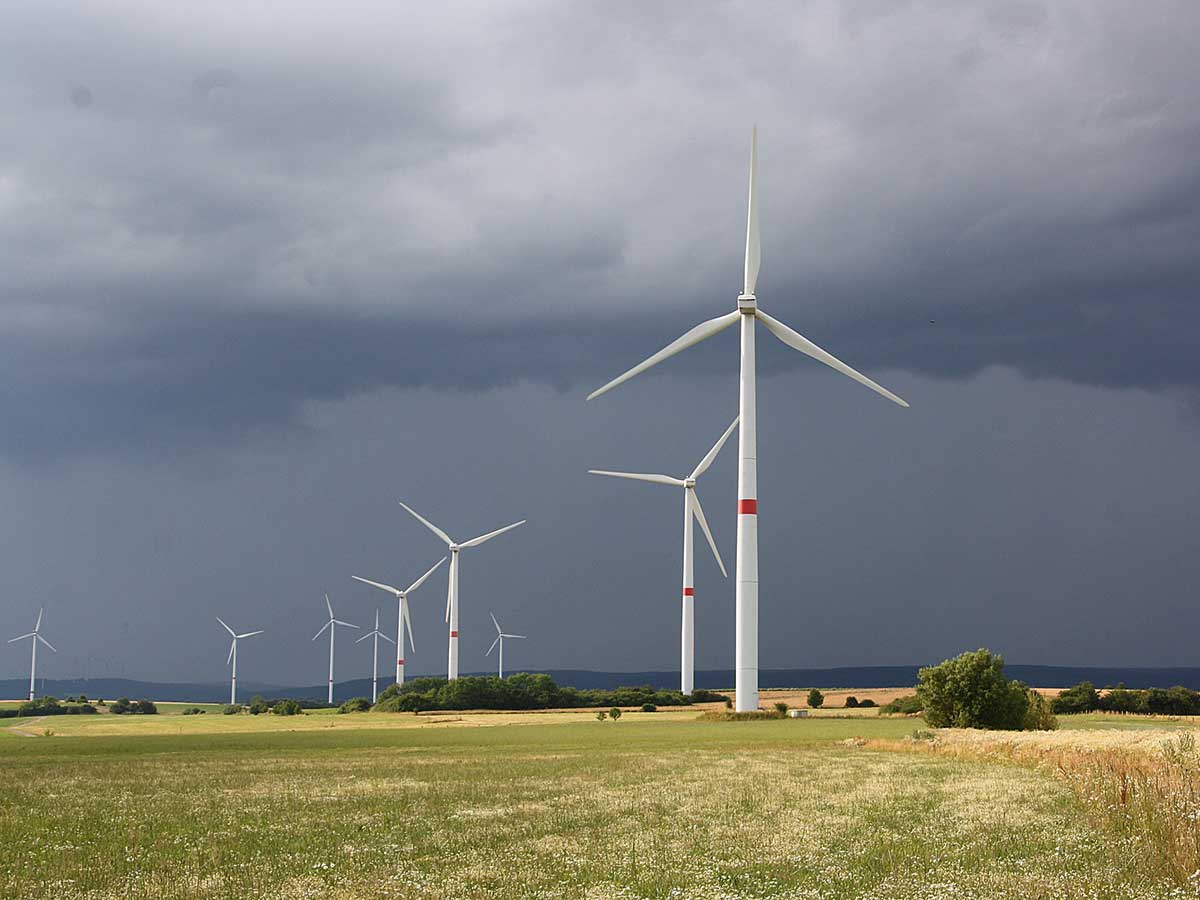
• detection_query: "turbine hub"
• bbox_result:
[684,479,696,489]
[450,544,461,552]
[737,293,757,312]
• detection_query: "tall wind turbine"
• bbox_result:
[398,502,525,680]
[355,609,395,703]
[587,128,909,711]
[486,612,525,679]
[589,416,738,694]
[351,556,446,686]
[312,594,358,704]
[216,617,263,705]
[8,609,55,701]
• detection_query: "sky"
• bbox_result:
[3,2,1200,685]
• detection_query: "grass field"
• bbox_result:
[1,708,1191,900]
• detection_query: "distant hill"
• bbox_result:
[5,665,1200,704]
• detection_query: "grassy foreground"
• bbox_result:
[0,712,1184,899]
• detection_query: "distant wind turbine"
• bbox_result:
[355,609,395,703]
[587,128,909,711]
[351,556,446,686]
[398,502,525,680]
[216,617,263,705]
[312,594,358,704]
[8,609,55,701]
[486,612,525,679]
[590,416,738,694]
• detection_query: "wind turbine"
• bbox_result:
[312,594,358,704]
[587,128,909,711]
[8,609,55,701]
[398,502,525,680]
[589,416,738,694]
[216,617,263,705]
[355,609,394,703]
[486,612,525,679]
[351,556,446,686]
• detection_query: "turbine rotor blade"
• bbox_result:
[216,616,236,637]
[312,620,332,641]
[333,620,359,629]
[355,631,373,644]
[227,640,236,665]
[490,611,502,634]
[379,631,396,645]
[588,470,684,487]
[8,633,35,643]
[325,594,334,619]
[486,636,500,656]
[689,489,727,578]
[461,520,525,548]
[406,556,447,595]
[403,598,416,651]
[34,608,43,632]
[690,416,740,480]
[37,636,57,652]
[238,630,263,639]
[352,575,401,596]
[744,126,761,296]
[504,634,527,640]
[755,310,909,407]
[586,311,740,401]
[398,501,453,545]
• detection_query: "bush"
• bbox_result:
[247,695,270,716]
[844,696,859,708]
[858,698,876,708]
[595,711,607,721]
[723,697,734,709]
[880,694,923,714]
[272,699,302,716]
[180,707,206,716]
[1023,688,1058,731]
[135,699,157,715]
[917,649,1028,730]
[773,701,789,715]
[609,707,622,721]
[338,697,371,714]
[1051,681,1101,714]
[640,703,657,713]
[807,689,824,709]
[222,704,241,715]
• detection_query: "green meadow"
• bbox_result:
[0,709,1186,899]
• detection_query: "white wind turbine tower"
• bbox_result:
[355,609,394,703]
[351,556,446,686]
[8,609,55,701]
[486,612,525,679]
[312,594,358,704]
[216,617,263,705]
[588,128,909,712]
[398,502,525,680]
[589,416,738,694]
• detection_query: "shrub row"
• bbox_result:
[13,696,99,717]
[1052,681,1200,716]
[109,697,157,715]
[373,674,729,713]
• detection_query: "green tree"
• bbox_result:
[1050,681,1100,714]
[807,689,824,709]
[917,648,1027,730]
[272,699,302,716]
[609,707,622,721]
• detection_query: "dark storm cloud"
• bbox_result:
[2,2,1199,457]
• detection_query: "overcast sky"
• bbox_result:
[3,2,1200,685]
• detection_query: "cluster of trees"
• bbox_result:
[843,696,877,709]
[373,674,729,713]
[107,697,157,715]
[222,696,304,716]
[1052,682,1200,716]
[4,696,99,717]
[914,649,1056,731]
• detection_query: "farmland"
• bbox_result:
[2,705,1193,899]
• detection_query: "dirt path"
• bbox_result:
[4,715,48,737]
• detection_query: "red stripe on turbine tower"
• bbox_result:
[450,631,458,638]
[683,587,694,596]
[739,499,757,515]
